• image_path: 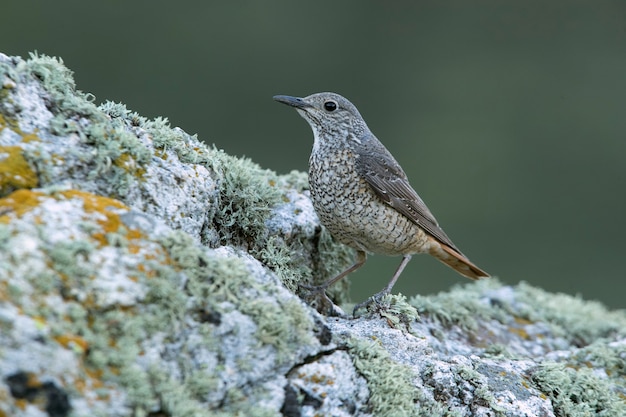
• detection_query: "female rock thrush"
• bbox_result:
[274,92,489,315]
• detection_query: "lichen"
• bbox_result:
[513,282,626,345]
[309,226,354,306]
[161,231,314,361]
[530,361,626,416]
[368,293,420,331]
[567,341,626,398]
[139,113,354,306]
[0,54,151,200]
[0,146,39,195]
[348,337,418,416]
[409,278,506,331]
[410,279,626,348]
[3,53,357,317]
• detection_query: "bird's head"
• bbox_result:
[274,92,369,141]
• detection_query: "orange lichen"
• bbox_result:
[55,190,144,247]
[0,189,147,255]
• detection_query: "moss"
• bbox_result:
[348,337,418,416]
[530,362,626,416]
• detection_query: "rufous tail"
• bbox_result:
[429,239,490,280]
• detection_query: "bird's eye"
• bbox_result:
[323,100,338,112]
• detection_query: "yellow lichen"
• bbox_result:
[0,189,45,223]
[113,153,146,178]
[0,146,39,195]
[513,316,534,326]
[54,333,89,353]
[508,326,530,340]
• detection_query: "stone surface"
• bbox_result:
[0,53,624,417]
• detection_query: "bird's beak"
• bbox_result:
[273,95,312,109]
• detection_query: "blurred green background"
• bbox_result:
[3,1,625,308]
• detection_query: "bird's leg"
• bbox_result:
[353,254,412,317]
[301,250,367,316]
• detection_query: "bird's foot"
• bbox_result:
[352,289,390,317]
[300,283,347,317]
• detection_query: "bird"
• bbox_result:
[273,92,489,315]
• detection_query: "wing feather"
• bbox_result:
[355,134,463,254]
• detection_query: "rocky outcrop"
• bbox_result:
[0,53,624,417]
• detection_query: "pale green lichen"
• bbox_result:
[1,54,150,198]
[410,279,626,347]
[255,235,309,293]
[567,341,626,399]
[276,169,309,192]
[513,282,626,345]
[348,337,418,416]
[363,293,420,331]
[309,226,354,306]
[530,361,626,417]
[409,278,506,331]
[40,224,281,416]
[208,150,282,246]
[160,230,314,361]
[4,53,355,309]
[138,111,354,306]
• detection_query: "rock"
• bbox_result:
[0,52,624,417]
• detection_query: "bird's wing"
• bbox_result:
[355,136,462,253]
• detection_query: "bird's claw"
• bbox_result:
[352,291,389,317]
[299,284,347,317]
